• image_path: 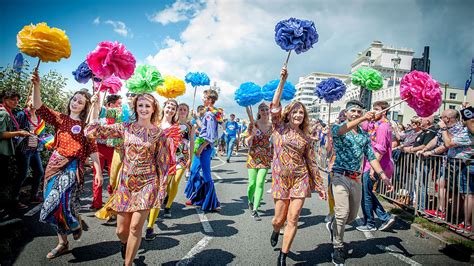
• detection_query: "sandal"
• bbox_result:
[73,216,83,240]
[46,242,69,259]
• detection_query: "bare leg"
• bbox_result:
[116,212,132,244]
[438,179,446,213]
[272,199,289,232]
[125,210,150,266]
[281,198,305,253]
[464,194,473,229]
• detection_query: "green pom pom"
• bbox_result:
[126,65,164,93]
[351,67,383,91]
[194,137,206,153]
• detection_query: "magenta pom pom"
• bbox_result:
[86,41,136,80]
[400,70,442,117]
[96,75,122,94]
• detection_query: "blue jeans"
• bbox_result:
[225,135,237,160]
[15,150,45,201]
[361,171,390,227]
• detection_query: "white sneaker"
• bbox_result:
[324,214,334,223]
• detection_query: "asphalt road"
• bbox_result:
[12,151,473,265]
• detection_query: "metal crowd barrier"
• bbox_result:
[378,151,473,235]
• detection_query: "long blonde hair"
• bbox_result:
[132,93,161,124]
[281,101,310,134]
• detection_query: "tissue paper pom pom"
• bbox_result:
[97,76,122,94]
[72,61,93,84]
[185,72,211,87]
[86,41,136,80]
[156,75,186,99]
[274,18,319,54]
[16,22,71,62]
[400,70,442,117]
[234,82,263,107]
[13,53,24,73]
[351,67,383,91]
[314,78,347,103]
[126,65,164,94]
[262,79,296,101]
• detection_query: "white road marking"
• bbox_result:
[356,216,421,265]
[196,208,214,233]
[176,236,213,266]
[24,204,42,216]
[215,156,226,164]
[213,173,223,180]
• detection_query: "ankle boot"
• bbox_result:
[270,231,279,247]
[278,251,287,266]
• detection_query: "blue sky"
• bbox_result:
[1,0,473,119]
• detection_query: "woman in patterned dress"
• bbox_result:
[246,102,272,220]
[31,70,103,259]
[269,67,326,265]
[146,99,182,240]
[85,93,174,266]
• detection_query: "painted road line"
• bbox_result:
[213,173,223,180]
[24,204,42,217]
[176,236,213,266]
[196,208,214,233]
[356,216,421,265]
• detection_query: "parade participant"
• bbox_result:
[357,101,396,232]
[246,103,272,220]
[184,89,222,211]
[0,90,32,213]
[327,99,392,265]
[223,114,240,163]
[14,96,45,205]
[85,93,173,266]
[240,120,249,148]
[269,67,326,266]
[90,94,123,210]
[235,117,243,154]
[146,99,181,241]
[163,103,194,215]
[31,70,103,259]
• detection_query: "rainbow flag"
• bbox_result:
[40,134,55,150]
[34,119,45,136]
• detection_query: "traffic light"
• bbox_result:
[411,46,430,73]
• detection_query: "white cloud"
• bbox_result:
[92,17,133,38]
[145,0,474,118]
[148,0,205,25]
[104,20,133,38]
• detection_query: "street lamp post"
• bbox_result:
[391,52,401,120]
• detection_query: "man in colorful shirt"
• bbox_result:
[357,101,396,232]
[438,109,472,232]
[328,99,392,265]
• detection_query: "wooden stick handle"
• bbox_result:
[377,99,407,115]
[283,50,292,68]
[191,86,197,113]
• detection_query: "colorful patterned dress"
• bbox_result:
[85,122,174,212]
[247,123,273,169]
[271,105,324,199]
[163,123,182,176]
[37,105,97,234]
[176,121,192,170]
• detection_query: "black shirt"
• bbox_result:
[413,126,437,147]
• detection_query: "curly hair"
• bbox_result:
[281,101,310,134]
[132,93,161,124]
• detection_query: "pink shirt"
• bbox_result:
[361,120,394,178]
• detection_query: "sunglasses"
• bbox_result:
[126,93,137,97]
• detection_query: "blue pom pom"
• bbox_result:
[234,82,263,107]
[72,61,93,84]
[274,18,319,54]
[13,53,24,73]
[185,72,211,87]
[262,79,296,101]
[314,78,347,103]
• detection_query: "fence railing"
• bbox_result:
[378,151,473,235]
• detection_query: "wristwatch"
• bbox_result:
[377,170,385,176]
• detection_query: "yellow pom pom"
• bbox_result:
[156,75,186,99]
[17,22,71,62]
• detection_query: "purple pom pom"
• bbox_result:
[274,18,319,54]
[314,78,347,103]
[72,61,93,84]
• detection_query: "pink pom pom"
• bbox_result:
[96,76,122,94]
[86,41,136,80]
[400,71,442,117]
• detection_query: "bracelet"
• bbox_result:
[377,170,385,176]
